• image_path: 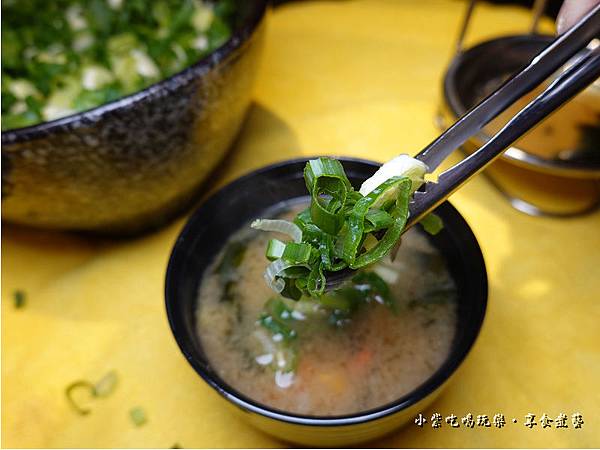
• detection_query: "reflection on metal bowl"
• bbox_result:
[1,0,268,235]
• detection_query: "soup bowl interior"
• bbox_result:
[165,157,487,445]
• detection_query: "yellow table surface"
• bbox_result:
[2,1,599,448]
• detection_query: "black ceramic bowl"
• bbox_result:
[1,0,267,234]
[165,157,488,446]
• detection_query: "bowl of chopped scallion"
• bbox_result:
[1,0,267,234]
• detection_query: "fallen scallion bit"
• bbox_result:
[65,381,95,415]
[65,370,118,415]
[13,290,26,309]
[93,370,118,398]
[130,406,148,427]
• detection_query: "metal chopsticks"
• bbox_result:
[324,6,599,290]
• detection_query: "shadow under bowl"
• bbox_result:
[1,0,268,235]
[165,157,487,446]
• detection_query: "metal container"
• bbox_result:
[439,0,600,216]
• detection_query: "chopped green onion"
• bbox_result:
[65,381,95,416]
[351,179,411,269]
[130,406,147,427]
[264,259,298,293]
[419,213,444,235]
[1,0,234,129]
[342,177,410,266]
[93,370,118,398]
[364,209,394,232]
[266,239,286,261]
[252,156,441,300]
[251,219,302,243]
[13,290,26,309]
[215,240,247,303]
[304,158,351,235]
[65,370,119,415]
[281,242,314,265]
[306,262,326,297]
[253,298,300,375]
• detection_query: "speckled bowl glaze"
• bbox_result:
[165,157,488,446]
[1,0,267,234]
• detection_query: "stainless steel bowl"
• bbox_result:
[439,10,600,216]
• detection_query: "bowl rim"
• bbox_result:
[442,33,600,178]
[165,156,488,426]
[1,0,268,142]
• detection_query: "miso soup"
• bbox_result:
[196,207,457,416]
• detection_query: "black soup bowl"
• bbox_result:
[1,0,267,235]
[165,157,487,446]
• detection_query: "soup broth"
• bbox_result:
[196,206,457,416]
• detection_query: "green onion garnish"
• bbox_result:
[214,240,247,303]
[418,212,444,235]
[65,381,95,416]
[253,271,397,377]
[251,219,303,243]
[13,290,26,309]
[1,0,236,129]
[93,370,118,398]
[65,370,119,415]
[130,406,148,427]
[252,157,442,300]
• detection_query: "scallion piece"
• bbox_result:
[251,219,302,243]
[342,177,410,266]
[1,0,235,129]
[65,381,95,416]
[364,209,394,232]
[129,406,147,427]
[304,158,350,235]
[252,156,443,300]
[93,370,118,398]
[264,259,298,293]
[65,370,119,416]
[351,178,411,269]
[281,242,314,265]
[419,213,444,235]
[13,290,26,309]
[266,239,286,261]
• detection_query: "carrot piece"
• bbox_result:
[349,348,373,372]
